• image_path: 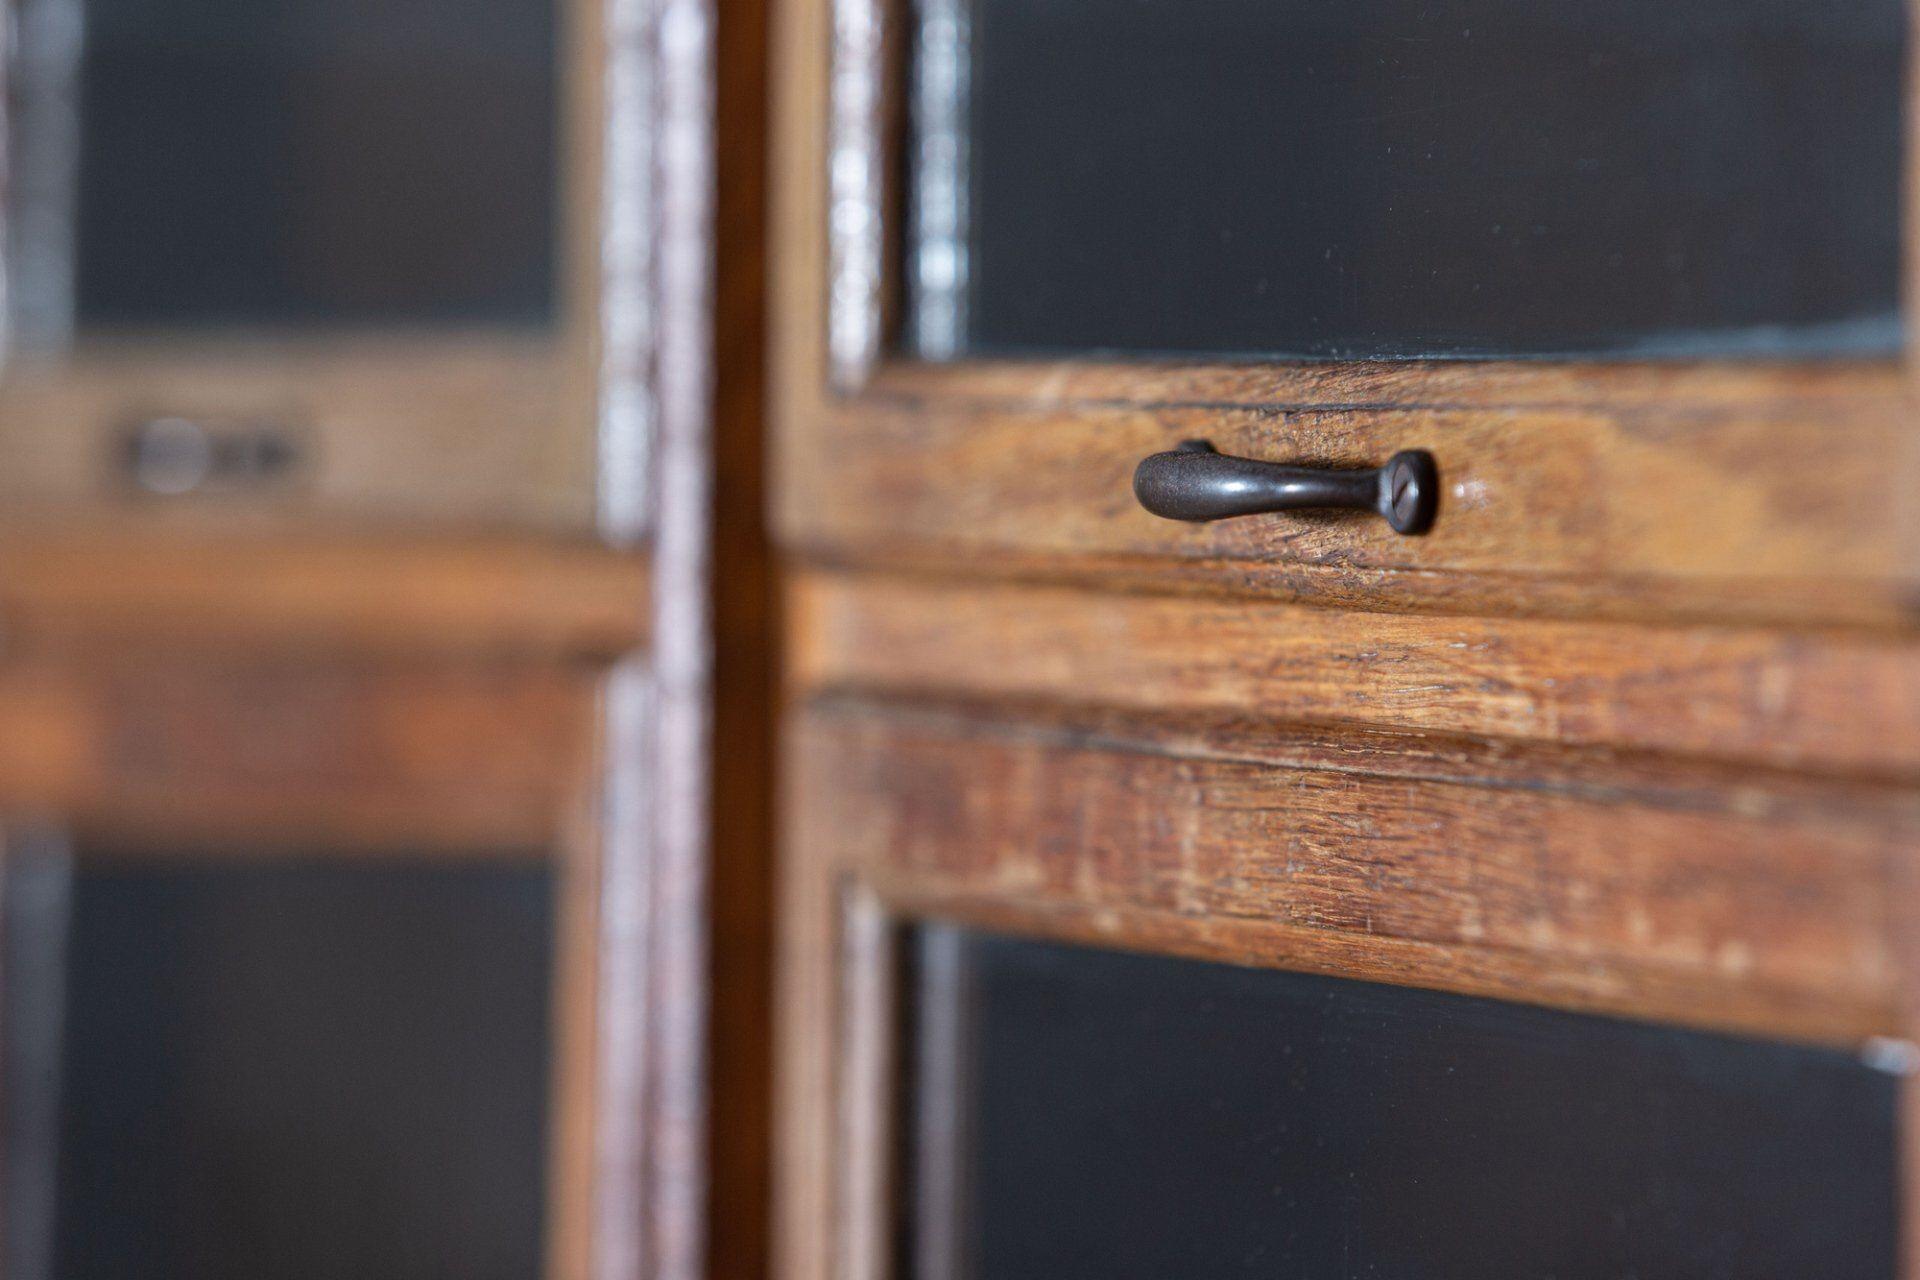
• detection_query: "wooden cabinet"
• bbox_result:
[768,0,1920,1274]
[0,0,743,1276]
[4,0,1915,1272]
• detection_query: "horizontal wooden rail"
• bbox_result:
[790,569,1920,778]
[0,520,649,659]
[791,697,1913,1046]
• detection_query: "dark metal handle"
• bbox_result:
[1133,441,1438,535]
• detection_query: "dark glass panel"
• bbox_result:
[76,0,557,328]
[48,860,553,1280]
[908,0,1905,359]
[907,925,1899,1280]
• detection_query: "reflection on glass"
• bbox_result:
[906,925,1900,1279]
[908,0,1906,360]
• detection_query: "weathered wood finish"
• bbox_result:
[792,570,1920,777]
[795,698,1911,1045]
[775,682,1920,1279]
[778,691,1920,1278]
[782,361,1918,628]
[772,0,1920,628]
[769,0,1920,1275]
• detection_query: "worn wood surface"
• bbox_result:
[781,360,1917,628]
[791,569,1920,777]
[796,698,1912,1044]
[771,0,1919,628]
[775,696,1920,1280]
[769,0,1920,1273]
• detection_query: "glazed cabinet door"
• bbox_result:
[769,0,1920,1276]
[0,0,728,1277]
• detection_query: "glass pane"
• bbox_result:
[907,0,1905,360]
[42,0,557,333]
[905,925,1900,1279]
[7,857,554,1280]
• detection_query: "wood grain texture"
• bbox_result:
[775,696,1920,1280]
[791,569,1920,777]
[0,649,599,853]
[794,698,1913,1045]
[0,521,648,658]
[767,0,1920,1274]
[781,360,1919,628]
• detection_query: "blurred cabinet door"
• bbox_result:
[0,0,751,1278]
[769,0,1920,1276]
